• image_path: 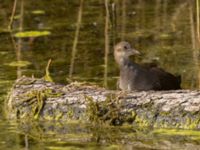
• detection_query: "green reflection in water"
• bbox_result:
[5,60,32,67]
[1,121,200,150]
[0,0,200,149]
[14,31,51,38]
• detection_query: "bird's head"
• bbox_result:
[114,41,140,64]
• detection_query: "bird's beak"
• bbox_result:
[129,48,141,55]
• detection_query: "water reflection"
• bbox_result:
[1,0,199,90]
[1,0,200,149]
[0,0,199,88]
[104,0,110,88]
[7,0,200,88]
[69,0,84,79]
[1,120,200,150]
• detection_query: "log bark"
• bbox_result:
[5,76,200,129]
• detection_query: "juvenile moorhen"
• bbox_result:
[114,41,181,91]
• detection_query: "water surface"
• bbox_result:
[0,0,200,149]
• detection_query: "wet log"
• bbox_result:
[5,76,200,129]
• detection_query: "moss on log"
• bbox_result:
[5,76,200,129]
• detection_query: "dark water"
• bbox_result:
[0,0,200,149]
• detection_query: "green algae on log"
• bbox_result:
[5,76,200,129]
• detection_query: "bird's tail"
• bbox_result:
[176,75,181,88]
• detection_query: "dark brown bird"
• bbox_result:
[114,41,181,91]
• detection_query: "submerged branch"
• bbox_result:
[5,76,200,129]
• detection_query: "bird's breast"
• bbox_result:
[119,66,138,91]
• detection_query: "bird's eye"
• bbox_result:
[124,46,127,49]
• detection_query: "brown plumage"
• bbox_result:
[114,41,181,91]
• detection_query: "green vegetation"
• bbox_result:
[15,88,63,120]
[43,59,53,82]
[86,95,139,126]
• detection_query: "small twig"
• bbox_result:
[46,59,52,76]
[44,59,53,82]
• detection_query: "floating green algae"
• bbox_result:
[13,15,21,20]
[0,51,8,55]
[31,10,45,15]
[6,61,31,67]
[153,128,200,140]
[14,31,51,38]
[0,28,10,33]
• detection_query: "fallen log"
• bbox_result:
[5,76,200,129]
